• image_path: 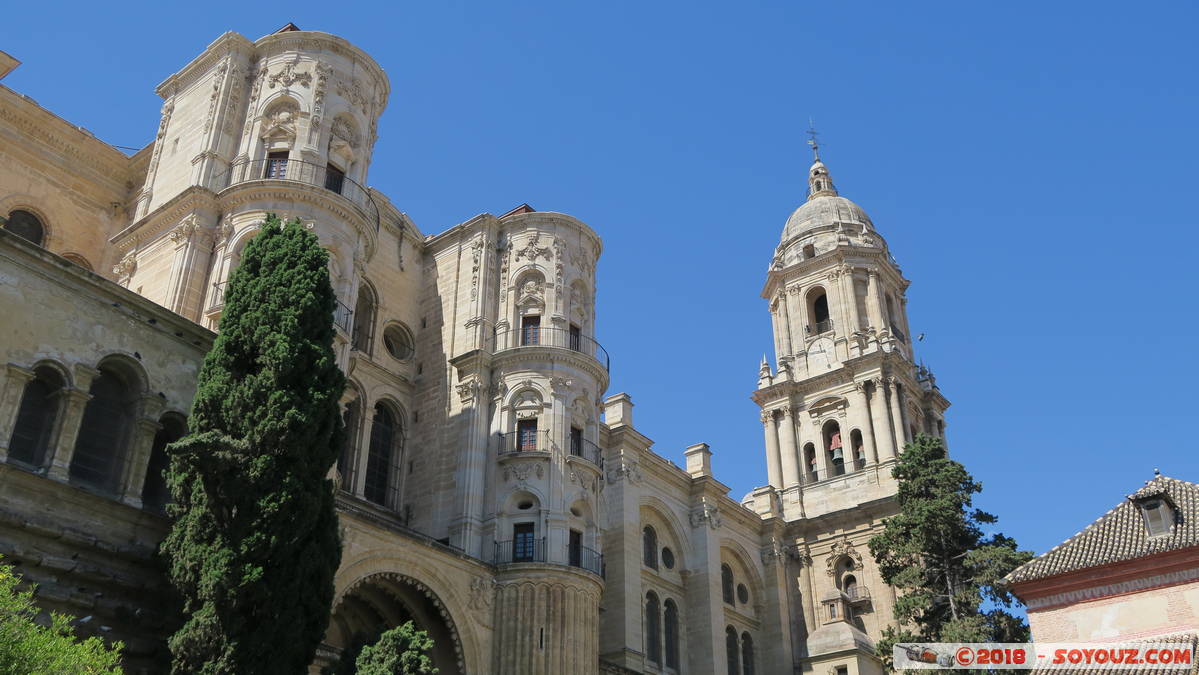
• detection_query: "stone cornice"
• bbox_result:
[154,31,255,98]
[0,86,133,191]
[0,228,214,350]
[499,211,604,258]
[108,186,219,252]
[761,244,909,299]
[217,181,379,258]
[253,31,390,107]
[490,347,610,390]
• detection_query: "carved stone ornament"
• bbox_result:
[469,236,485,300]
[787,545,813,567]
[514,233,551,262]
[550,377,573,395]
[605,453,642,485]
[112,251,137,279]
[826,539,863,576]
[468,576,496,610]
[169,214,202,245]
[331,117,361,148]
[456,379,480,404]
[336,76,369,112]
[268,62,312,89]
[689,498,722,530]
[761,539,785,566]
[262,101,300,138]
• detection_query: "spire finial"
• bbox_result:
[806,118,821,162]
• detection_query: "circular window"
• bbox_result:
[661,547,675,569]
[737,583,749,604]
[382,324,415,360]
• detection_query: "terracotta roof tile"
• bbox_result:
[1005,474,1199,585]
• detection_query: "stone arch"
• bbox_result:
[638,498,692,569]
[27,358,74,389]
[60,252,93,271]
[720,540,766,612]
[328,569,469,675]
[0,198,55,248]
[93,352,149,395]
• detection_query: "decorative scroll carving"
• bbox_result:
[169,214,202,245]
[202,61,228,133]
[468,576,496,610]
[605,453,642,485]
[514,234,551,262]
[469,236,485,301]
[826,539,863,576]
[112,251,137,282]
[268,62,312,88]
[689,498,722,530]
[455,378,479,404]
[336,76,368,112]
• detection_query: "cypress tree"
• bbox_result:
[162,214,345,674]
[868,434,1032,670]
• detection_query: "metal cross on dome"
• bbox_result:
[806,118,821,161]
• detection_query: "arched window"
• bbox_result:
[4,210,45,246]
[352,285,376,353]
[807,288,831,334]
[850,429,865,470]
[364,403,399,506]
[7,366,66,468]
[721,564,735,605]
[338,397,361,488]
[803,442,817,482]
[70,365,137,494]
[645,592,661,667]
[725,626,740,675]
[664,599,679,669]
[741,633,755,675]
[825,422,845,477]
[843,573,859,600]
[643,526,659,569]
[142,414,186,510]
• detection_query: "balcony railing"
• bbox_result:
[846,585,871,603]
[208,280,228,311]
[495,537,546,564]
[571,545,605,577]
[807,319,833,335]
[497,430,553,455]
[216,158,380,232]
[568,437,604,470]
[489,326,609,371]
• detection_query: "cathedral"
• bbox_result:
[0,24,948,675]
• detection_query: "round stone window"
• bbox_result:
[661,547,675,569]
[382,324,415,360]
[737,583,749,604]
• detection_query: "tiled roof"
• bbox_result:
[1005,474,1199,585]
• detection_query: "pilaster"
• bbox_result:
[46,364,99,482]
[0,364,35,461]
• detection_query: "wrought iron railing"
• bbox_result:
[208,280,228,311]
[846,585,871,602]
[807,319,833,335]
[494,537,546,564]
[489,326,609,371]
[497,430,553,455]
[215,158,380,232]
[571,545,605,576]
[568,437,604,470]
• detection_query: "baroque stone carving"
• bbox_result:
[826,539,863,576]
[456,379,479,404]
[336,76,369,112]
[468,576,496,610]
[112,251,137,280]
[268,62,312,88]
[514,233,551,262]
[689,498,722,529]
[169,214,202,245]
[761,538,785,566]
[605,453,642,485]
[469,236,485,301]
[202,61,228,134]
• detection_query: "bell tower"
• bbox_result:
[752,145,949,520]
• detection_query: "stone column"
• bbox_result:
[866,269,885,332]
[46,365,98,482]
[777,406,801,489]
[813,419,831,480]
[121,414,163,509]
[0,364,35,461]
[776,292,793,358]
[887,377,908,451]
[850,381,878,466]
[868,378,896,461]
[841,268,861,333]
[353,410,376,497]
[762,410,783,489]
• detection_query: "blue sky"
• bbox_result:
[4,2,1197,564]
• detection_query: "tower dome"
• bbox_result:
[774,154,880,268]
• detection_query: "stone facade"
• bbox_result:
[0,25,951,674]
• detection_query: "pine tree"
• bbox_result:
[351,622,437,675]
[161,215,345,674]
[868,434,1032,670]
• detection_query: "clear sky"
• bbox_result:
[4,2,1197,564]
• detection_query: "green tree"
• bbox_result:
[868,434,1033,671]
[354,622,437,675]
[0,557,124,674]
[161,215,346,674]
